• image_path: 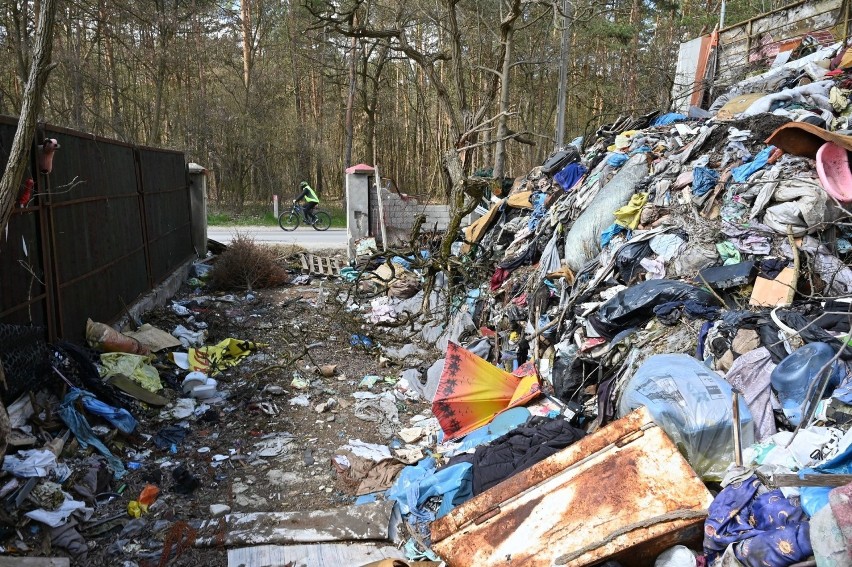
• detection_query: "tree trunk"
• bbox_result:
[241,0,252,91]
[493,26,514,178]
[0,0,58,238]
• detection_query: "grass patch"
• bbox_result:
[208,202,346,228]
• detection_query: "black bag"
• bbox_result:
[540,147,579,175]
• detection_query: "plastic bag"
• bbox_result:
[590,280,717,339]
[618,354,754,481]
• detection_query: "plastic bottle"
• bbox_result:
[770,342,841,426]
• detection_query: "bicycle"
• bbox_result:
[278,203,332,231]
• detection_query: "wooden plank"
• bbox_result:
[0,558,70,567]
[773,474,852,488]
[227,543,405,567]
[300,254,310,273]
[195,501,394,548]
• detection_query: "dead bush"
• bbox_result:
[209,233,289,291]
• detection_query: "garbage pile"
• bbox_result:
[340,36,852,566]
[6,32,852,567]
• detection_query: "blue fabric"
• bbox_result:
[697,321,712,360]
[832,382,852,404]
[66,389,137,435]
[386,457,473,524]
[704,475,812,567]
[527,192,548,231]
[628,145,652,155]
[801,438,852,516]
[651,113,687,126]
[692,167,720,197]
[553,162,587,191]
[600,223,627,248]
[60,392,126,478]
[607,152,629,168]
[732,146,775,183]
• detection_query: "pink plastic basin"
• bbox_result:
[817,141,852,203]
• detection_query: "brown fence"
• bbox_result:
[0,117,193,342]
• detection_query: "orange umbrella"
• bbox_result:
[432,342,542,441]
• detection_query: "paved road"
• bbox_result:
[207,226,346,250]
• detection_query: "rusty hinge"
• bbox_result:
[473,506,502,525]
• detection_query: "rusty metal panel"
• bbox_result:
[44,126,148,340]
[137,148,193,285]
[431,407,713,567]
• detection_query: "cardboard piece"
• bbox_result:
[766,122,852,159]
[716,93,767,120]
[506,191,534,209]
[749,267,797,307]
[124,324,181,352]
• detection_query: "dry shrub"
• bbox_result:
[209,233,289,291]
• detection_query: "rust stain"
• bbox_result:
[433,409,651,543]
[432,408,712,567]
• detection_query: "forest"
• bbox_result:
[0,0,794,206]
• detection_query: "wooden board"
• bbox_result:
[195,501,394,548]
[300,254,342,277]
[0,558,70,567]
[227,543,405,567]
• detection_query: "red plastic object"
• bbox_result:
[138,484,160,506]
[816,142,852,203]
[16,178,33,207]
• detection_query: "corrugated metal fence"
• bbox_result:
[0,117,193,342]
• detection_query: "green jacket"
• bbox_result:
[297,184,319,204]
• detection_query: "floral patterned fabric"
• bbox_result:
[704,475,812,567]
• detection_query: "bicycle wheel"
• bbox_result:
[278,211,300,231]
[311,211,332,231]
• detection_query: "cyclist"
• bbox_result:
[293,180,319,224]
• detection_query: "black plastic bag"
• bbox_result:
[588,279,718,339]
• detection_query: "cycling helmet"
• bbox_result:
[299,181,308,188]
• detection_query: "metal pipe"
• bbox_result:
[732,391,743,467]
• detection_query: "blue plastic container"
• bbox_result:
[770,342,841,426]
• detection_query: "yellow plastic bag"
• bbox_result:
[99,352,162,392]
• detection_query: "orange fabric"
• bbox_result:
[432,343,541,441]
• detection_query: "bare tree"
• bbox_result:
[0,0,58,237]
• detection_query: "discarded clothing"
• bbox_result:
[600,223,627,248]
[553,162,587,191]
[613,192,649,229]
[703,475,812,567]
[527,192,548,231]
[607,152,629,168]
[723,347,778,442]
[387,457,473,523]
[692,167,720,197]
[59,397,126,478]
[448,416,585,496]
[732,146,775,183]
[65,389,137,435]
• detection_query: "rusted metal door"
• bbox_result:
[431,407,713,566]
